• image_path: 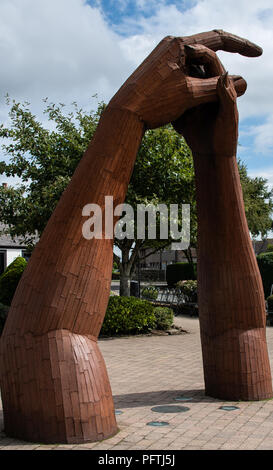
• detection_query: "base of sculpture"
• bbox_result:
[200,328,273,402]
[0,330,118,444]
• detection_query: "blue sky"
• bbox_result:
[0,0,273,195]
[88,0,194,32]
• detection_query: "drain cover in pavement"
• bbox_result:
[147,421,170,427]
[151,405,190,413]
[219,406,240,411]
[175,396,193,402]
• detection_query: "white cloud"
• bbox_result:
[119,0,273,122]
[0,0,139,188]
[0,175,22,187]
[248,115,273,154]
[248,166,273,190]
[0,0,273,173]
[0,0,132,111]
[1,0,272,122]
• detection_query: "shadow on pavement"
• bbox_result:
[113,389,223,408]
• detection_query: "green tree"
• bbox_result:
[238,160,273,237]
[0,96,103,245]
[0,98,272,296]
[115,125,197,295]
[0,99,197,296]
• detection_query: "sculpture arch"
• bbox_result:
[0,30,272,444]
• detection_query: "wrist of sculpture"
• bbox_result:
[193,149,266,329]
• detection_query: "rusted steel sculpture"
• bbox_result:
[0,30,271,444]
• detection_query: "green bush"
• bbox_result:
[141,286,159,300]
[100,296,156,336]
[257,252,273,298]
[166,262,196,287]
[266,244,273,253]
[0,302,9,335]
[153,307,174,330]
[267,295,273,311]
[176,280,198,303]
[0,257,27,306]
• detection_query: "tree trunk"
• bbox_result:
[119,271,131,297]
[120,246,133,297]
[183,247,194,266]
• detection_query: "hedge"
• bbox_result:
[257,252,273,298]
[0,256,27,306]
[112,271,120,280]
[100,296,156,336]
[166,262,196,287]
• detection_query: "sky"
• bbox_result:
[0,0,273,191]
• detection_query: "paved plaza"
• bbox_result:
[1,315,273,450]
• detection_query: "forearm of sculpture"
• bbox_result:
[193,150,266,334]
[173,75,272,400]
[3,106,144,338]
[193,149,272,400]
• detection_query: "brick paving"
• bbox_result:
[1,315,273,450]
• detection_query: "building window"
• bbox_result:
[22,251,31,262]
[0,251,6,275]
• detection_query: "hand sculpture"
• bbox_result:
[173,68,273,401]
[0,30,268,444]
[109,29,258,128]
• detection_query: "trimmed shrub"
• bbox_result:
[0,257,27,306]
[153,306,174,330]
[0,302,9,335]
[257,252,273,298]
[100,296,156,336]
[267,295,273,311]
[176,280,198,303]
[166,262,196,287]
[267,244,273,253]
[141,286,159,300]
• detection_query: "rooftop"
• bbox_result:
[0,223,28,249]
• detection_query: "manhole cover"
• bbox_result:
[175,396,193,402]
[115,410,123,415]
[219,406,240,411]
[146,421,169,427]
[151,405,190,413]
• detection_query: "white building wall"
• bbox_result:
[6,249,23,267]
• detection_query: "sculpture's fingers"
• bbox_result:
[217,72,238,110]
[189,74,246,108]
[229,75,247,96]
[184,44,226,77]
[181,30,262,57]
